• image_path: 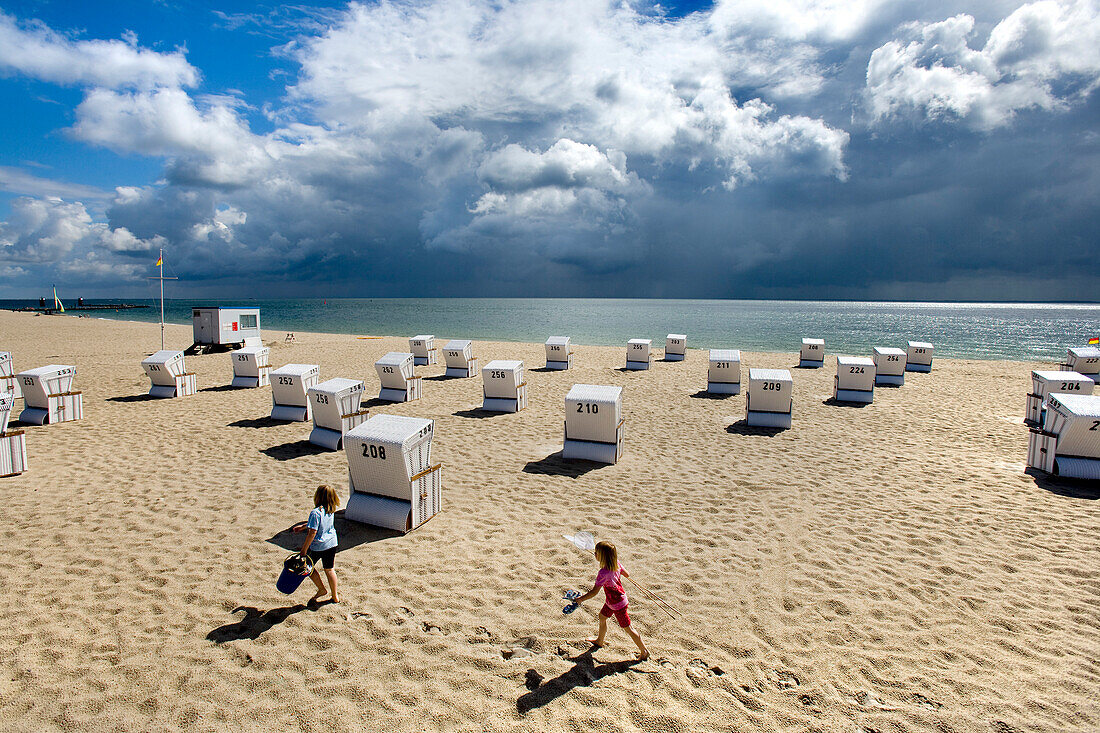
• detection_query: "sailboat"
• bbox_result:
[52,285,65,313]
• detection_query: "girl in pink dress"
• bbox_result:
[574,541,649,659]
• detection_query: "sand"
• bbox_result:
[0,309,1097,732]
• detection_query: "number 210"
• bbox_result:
[576,402,598,413]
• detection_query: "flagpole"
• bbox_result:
[147,249,176,351]
[159,249,165,350]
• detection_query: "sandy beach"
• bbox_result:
[0,308,1097,732]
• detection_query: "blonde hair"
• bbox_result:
[594,541,618,571]
[314,484,340,514]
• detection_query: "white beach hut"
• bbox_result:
[191,307,261,349]
[745,368,793,429]
[707,349,741,395]
[799,338,825,368]
[545,336,574,370]
[270,363,320,422]
[665,334,687,361]
[308,378,369,450]
[563,384,624,464]
[410,335,438,366]
[1064,347,1100,380]
[344,415,442,533]
[1026,370,1093,426]
[0,352,20,399]
[626,339,653,370]
[141,350,196,398]
[1027,393,1100,479]
[834,356,876,404]
[230,345,271,388]
[0,392,26,477]
[906,341,934,372]
[482,360,527,413]
[443,340,480,378]
[17,365,83,425]
[873,347,907,386]
[375,352,422,402]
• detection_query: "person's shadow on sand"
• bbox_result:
[207,605,308,643]
[516,648,643,714]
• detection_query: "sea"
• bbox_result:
[3,298,1098,362]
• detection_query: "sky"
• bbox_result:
[0,0,1098,301]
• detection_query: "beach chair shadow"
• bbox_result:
[199,384,241,393]
[523,452,610,478]
[106,393,160,403]
[726,420,786,437]
[266,511,402,553]
[229,416,284,429]
[528,367,558,373]
[206,604,308,643]
[822,397,870,408]
[516,648,642,714]
[261,440,329,461]
[425,374,461,381]
[1025,468,1100,500]
[453,408,507,419]
[360,397,395,408]
[690,390,731,400]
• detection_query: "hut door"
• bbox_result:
[197,311,214,343]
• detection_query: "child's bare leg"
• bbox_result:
[308,569,327,602]
[324,569,339,603]
[587,614,608,647]
[625,624,649,660]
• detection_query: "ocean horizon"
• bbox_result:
[4,297,1098,363]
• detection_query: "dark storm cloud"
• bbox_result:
[1,0,1098,299]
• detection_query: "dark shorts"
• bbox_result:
[600,604,631,628]
[307,547,336,570]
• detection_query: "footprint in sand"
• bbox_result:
[686,659,724,681]
[390,607,416,626]
[911,693,942,710]
[774,670,800,689]
[421,621,444,634]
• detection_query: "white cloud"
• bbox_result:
[70,88,268,186]
[290,0,850,187]
[0,197,161,269]
[0,11,198,89]
[0,166,108,201]
[866,0,1100,129]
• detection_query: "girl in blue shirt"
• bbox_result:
[292,484,340,604]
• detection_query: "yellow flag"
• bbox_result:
[155,256,163,267]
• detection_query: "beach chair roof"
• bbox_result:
[566,384,622,404]
[349,414,433,447]
[272,363,319,377]
[376,352,414,366]
[749,368,792,382]
[873,347,906,356]
[19,364,76,378]
[837,356,874,367]
[1049,393,1100,418]
[142,350,184,365]
[709,349,740,361]
[311,377,363,395]
[483,359,522,371]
